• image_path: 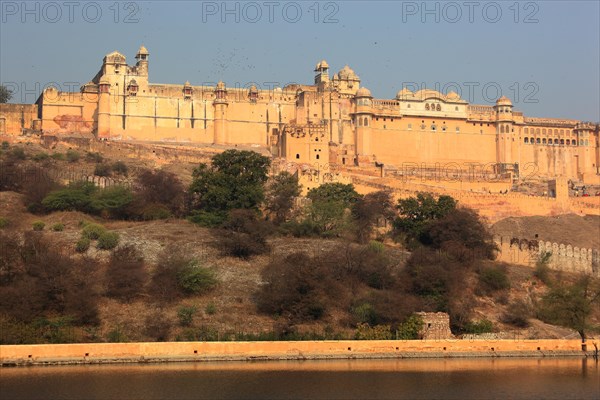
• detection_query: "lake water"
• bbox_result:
[0,358,598,400]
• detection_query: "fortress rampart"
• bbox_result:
[494,235,599,277]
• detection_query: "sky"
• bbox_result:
[1,1,599,121]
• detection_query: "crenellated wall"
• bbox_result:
[494,235,599,276]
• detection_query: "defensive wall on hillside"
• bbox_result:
[494,236,599,277]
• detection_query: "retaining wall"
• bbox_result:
[0,339,588,366]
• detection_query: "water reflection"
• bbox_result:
[1,358,598,400]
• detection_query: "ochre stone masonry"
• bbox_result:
[2,46,599,184]
[494,236,599,277]
[0,339,588,366]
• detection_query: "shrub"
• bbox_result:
[463,319,494,334]
[139,203,171,220]
[51,152,65,161]
[397,314,424,340]
[33,152,49,162]
[0,217,8,229]
[89,186,133,218]
[66,149,80,163]
[75,237,91,253]
[354,323,393,340]
[177,305,197,326]
[501,299,531,328]
[367,240,385,254]
[112,161,128,176]
[11,147,26,160]
[32,221,45,231]
[97,231,119,250]
[82,223,106,240]
[205,303,217,315]
[105,245,147,301]
[50,223,64,232]
[188,210,226,227]
[177,262,218,295]
[1,141,9,150]
[94,163,112,177]
[213,209,272,258]
[534,251,552,284]
[478,265,511,293]
[42,183,95,212]
[352,302,378,325]
[85,152,104,163]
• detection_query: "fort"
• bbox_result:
[1,45,599,187]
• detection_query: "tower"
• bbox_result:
[135,45,149,76]
[314,60,330,89]
[494,96,514,167]
[213,81,228,144]
[353,87,373,165]
[97,77,111,138]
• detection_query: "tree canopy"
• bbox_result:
[189,150,271,220]
[0,85,13,103]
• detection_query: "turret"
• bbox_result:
[314,60,330,86]
[135,45,149,76]
[495,96,514,164]
[353,87,373,164]
[213,81,228,144]
[97,77,111,138]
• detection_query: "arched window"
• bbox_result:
[524,137,529,143]
[536,128,540,135]
[554,139,559,144]
[560,139,564,145]
[363,117,369,127]
[530,137,534,144]
[566,139,570,145]
[425,104,430,111]
[436,104,441,111]
[542,138,546,144]
[500,126,504,133]
[536,138,540,144]
[296,154,300,159]
[358,118,362,127]
[524,128,529,134]
[542,129,546,135]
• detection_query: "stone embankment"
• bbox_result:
[1,339,593,366]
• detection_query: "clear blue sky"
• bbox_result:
[1,1,598,121]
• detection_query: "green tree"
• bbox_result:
[189,150,271,223]
[0,85,13,103]
[351,190,394,243]
[393,193,457,246]
[307,183,361,207]
[265,172,301,224]
[537,275,600,346]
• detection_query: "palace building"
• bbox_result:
[1,46,599,183]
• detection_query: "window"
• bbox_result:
[296,154,300,159]
[560,139,564,145]
[425,104,430,111]
[436,104,441,111]
[455,106,458,111]
[363,117,368,127]
[442,126,446,132]
[408,123,412,130]
[530,137,534,143]
[431,124,436,131]
[554,139,559,144]
[316,154,320,159]
[407,104,411,108]
[536,128,540,134]
[524,128,529,134]
[566,139,570,145]
[421,124,426,130]
[524,137,529,143]
[358,118,362,127]
[456,126,460,132]
[542,129,546,135]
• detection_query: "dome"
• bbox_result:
[395,88,413,99]
[338,65,358,80]
[319,59,329,69]
[356,87,372,97]
[446,91,461,101]
[137,45,149,55]
[216,81,226,90]
[414,89,444,101]
[249,85,258,92]
[496,96,512,106]
[184,81,191,86]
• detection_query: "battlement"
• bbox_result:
[494,235,599,277]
